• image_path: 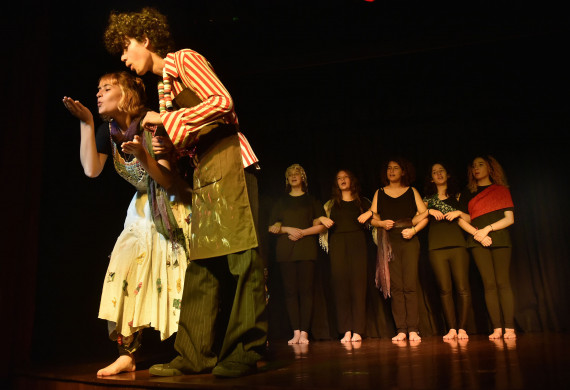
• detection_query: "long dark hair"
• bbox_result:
[380,157,415,187]
[423,162,460,198]
[331,169,364,211]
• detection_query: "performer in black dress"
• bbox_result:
[319,170,371,343]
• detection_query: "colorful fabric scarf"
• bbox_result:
[375,227,393,299]
[423,194,457,214]
[143,130,190,260]
[468,184,514,220]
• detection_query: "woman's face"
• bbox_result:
[287,170,303,187]
[471,157,490,181]
[387,161,403,183]
[336,171,351,191]
[431,164,448,185]
[96,79,122,117]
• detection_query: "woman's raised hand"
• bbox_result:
[62,97,93,124]
[121,135,146,159]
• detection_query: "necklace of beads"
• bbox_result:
[158,67,174,113]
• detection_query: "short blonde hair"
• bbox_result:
[285,164,308,192]
[99,71,146,121]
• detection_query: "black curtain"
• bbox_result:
[4,1,567,370]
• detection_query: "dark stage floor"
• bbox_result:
[13,333,570,389]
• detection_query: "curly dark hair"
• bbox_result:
[380,157,415,187]
[104,7,175,58]
[423,162,460,198]
[331,169,364,211]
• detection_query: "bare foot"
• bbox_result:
[443,329,457,340]
[392,332,406,341]
[299,331,310,344]
[504,328,517,339]
[341,331,351,343]
[351,333,362,342]
[97,355,136,376]
[457,329,469,340]
[409,332,421,342]
[489,328,503,339]
[288,330,301,345]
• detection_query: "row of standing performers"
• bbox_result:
[268,158,515,344]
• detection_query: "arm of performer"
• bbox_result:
[63,97,107,178]
[142,51,234,145]
[268,220,326,242]
[121,136,175,190]
[473,210,514,242]
[457,218,493,247]
[357,190,395,230]
[402,188,428,239]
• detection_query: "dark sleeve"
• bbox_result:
[95,122,112,155]
[311,196,325,219]
[269,197,283,224]
[458,188,471,213]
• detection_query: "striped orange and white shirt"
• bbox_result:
[160,49,258,168]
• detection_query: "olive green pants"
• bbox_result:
[170,248,267,373]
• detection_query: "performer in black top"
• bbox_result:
[319,170,371,343]
[359,158,428,342]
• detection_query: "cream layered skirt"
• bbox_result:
[98,192,190,340]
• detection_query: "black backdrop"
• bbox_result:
[3,0,569,376]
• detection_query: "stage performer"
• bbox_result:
[104,7,267,377]
[319,170,371,343]
[268,164,326,344]
[414,162,476,340]
[458,155,516,340]
[63,71,191,376]
[358,158,428,342]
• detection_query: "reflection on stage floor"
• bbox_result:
[13,333,570,389]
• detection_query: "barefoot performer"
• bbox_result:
[268,164,326,345]
[104,8,267,377]
[415,162,475,340]
[63,71,191,376]
[459,155,516,340]
[319,170,370,343]
[358,158,428,342]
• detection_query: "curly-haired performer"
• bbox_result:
[63,72,191,376]
[458,156,516,340]
[358,158,428,342]
[104,7,267,378]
